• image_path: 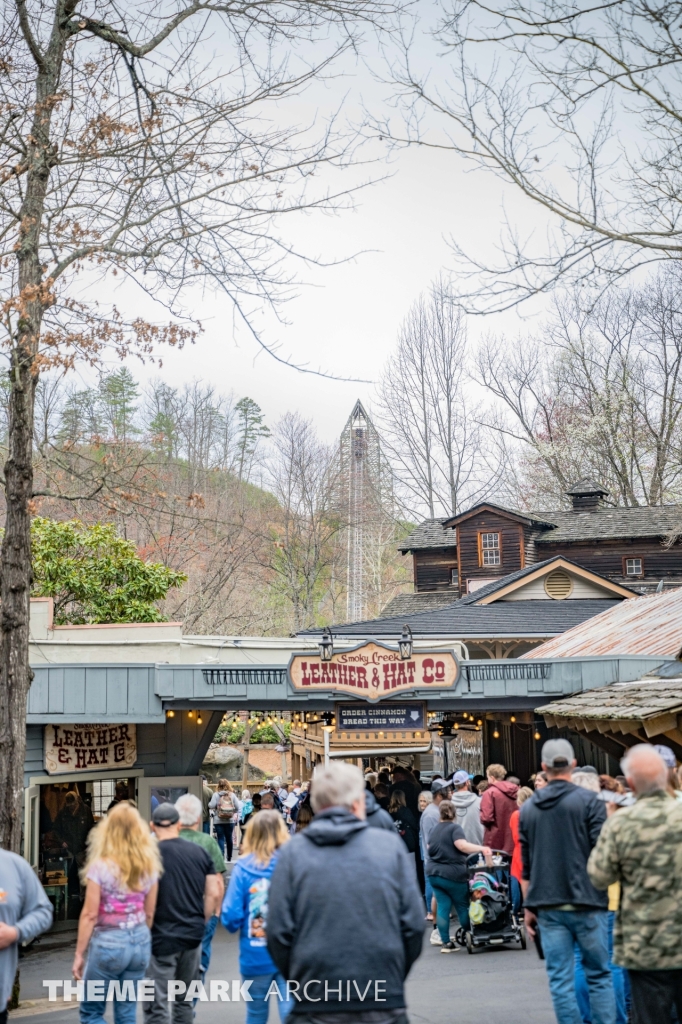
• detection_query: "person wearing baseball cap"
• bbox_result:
[421,778,453,944]
[145,802,220,1024]
[519,740,615,1024]
[451,770,483,845]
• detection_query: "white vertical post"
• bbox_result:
[324,727,331,766]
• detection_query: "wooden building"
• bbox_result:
[388,479,682,617]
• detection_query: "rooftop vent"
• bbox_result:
[544,570,573,600]
[566,478,609,512]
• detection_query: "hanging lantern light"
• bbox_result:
[319,628,334,662]
[399,624,413,660]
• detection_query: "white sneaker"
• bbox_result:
[429,928,442,946]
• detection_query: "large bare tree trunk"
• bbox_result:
[0,7,66,850]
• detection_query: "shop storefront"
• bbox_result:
[22,599,668,927]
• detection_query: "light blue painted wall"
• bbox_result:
[27,666,163,723]
[25,655,671,724]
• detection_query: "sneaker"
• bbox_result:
[440,941,459,953]
[429,929,442,946]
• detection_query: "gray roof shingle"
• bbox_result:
[300,599,621,639]
[399,504,682,551]
[536,505,682,543]
[398,518,453,552]
[379,592,461,616]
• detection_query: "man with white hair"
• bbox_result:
[176,794,226,977]
[267,761,424,1023]
[588,744,682,1024]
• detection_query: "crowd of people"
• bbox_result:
[2,744,682,1024]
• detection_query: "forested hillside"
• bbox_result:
[2,370,411,634]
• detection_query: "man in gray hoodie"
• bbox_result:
[0,849,53,1022]
[450,771,483,844]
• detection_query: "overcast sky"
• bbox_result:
[87,9,553,444]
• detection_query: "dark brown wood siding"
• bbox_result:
[539,537,682,579]
[457,512,525,589]
[414,548,459,591]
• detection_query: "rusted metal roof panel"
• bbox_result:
[523,588,682,658]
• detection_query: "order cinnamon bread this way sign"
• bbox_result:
[287,641,459,701]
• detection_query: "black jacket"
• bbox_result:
[389,780,421,817]
[365,791,394,831]
[267,807,424,1014]
[519,780,608,911]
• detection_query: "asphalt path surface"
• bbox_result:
[16,923,555,1024]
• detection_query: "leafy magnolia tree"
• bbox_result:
[30,518,186,624]
[0,0,396,850]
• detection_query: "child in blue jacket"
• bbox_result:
[221,810,292,1024]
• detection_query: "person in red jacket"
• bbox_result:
[479,764,519,853]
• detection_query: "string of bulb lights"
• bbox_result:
[165,708,542,742]
[425,710,542,741]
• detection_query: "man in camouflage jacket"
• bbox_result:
[588,744,682,1024]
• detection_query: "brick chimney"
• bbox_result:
[566,478,609,512]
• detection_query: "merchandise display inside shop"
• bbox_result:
[38,776,136,924]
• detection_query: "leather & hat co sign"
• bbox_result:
[288,641,459,701]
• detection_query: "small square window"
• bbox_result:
[625,558,643,576]
[451,568,458,586]
[480,532,501,566]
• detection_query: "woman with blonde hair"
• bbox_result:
[72,801,161,1024]
[222,810,292,1024]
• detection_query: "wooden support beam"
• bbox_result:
[643,712,679,738]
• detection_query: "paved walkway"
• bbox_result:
[15,924,554,1024]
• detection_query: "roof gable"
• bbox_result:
[473,557,634,605]
[442,502,555,531]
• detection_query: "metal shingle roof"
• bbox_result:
[524,587,682,658]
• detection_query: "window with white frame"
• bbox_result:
[92,779,115,818]
[625,557,643,576]
[480,533,501,566]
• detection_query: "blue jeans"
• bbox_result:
[425,875,435,914]
[243,972,292,1024]
[202,821,211,834]
[575,912,629,1024]
[511,876,522,916]
[81,924,151,1024]
[201,915,219,975]
[538,909,616,1024]
[430,876,470,942]
[214,822,235,861]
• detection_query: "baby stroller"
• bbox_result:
[459,851,526,953]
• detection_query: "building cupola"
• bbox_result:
[566,478,610,512]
